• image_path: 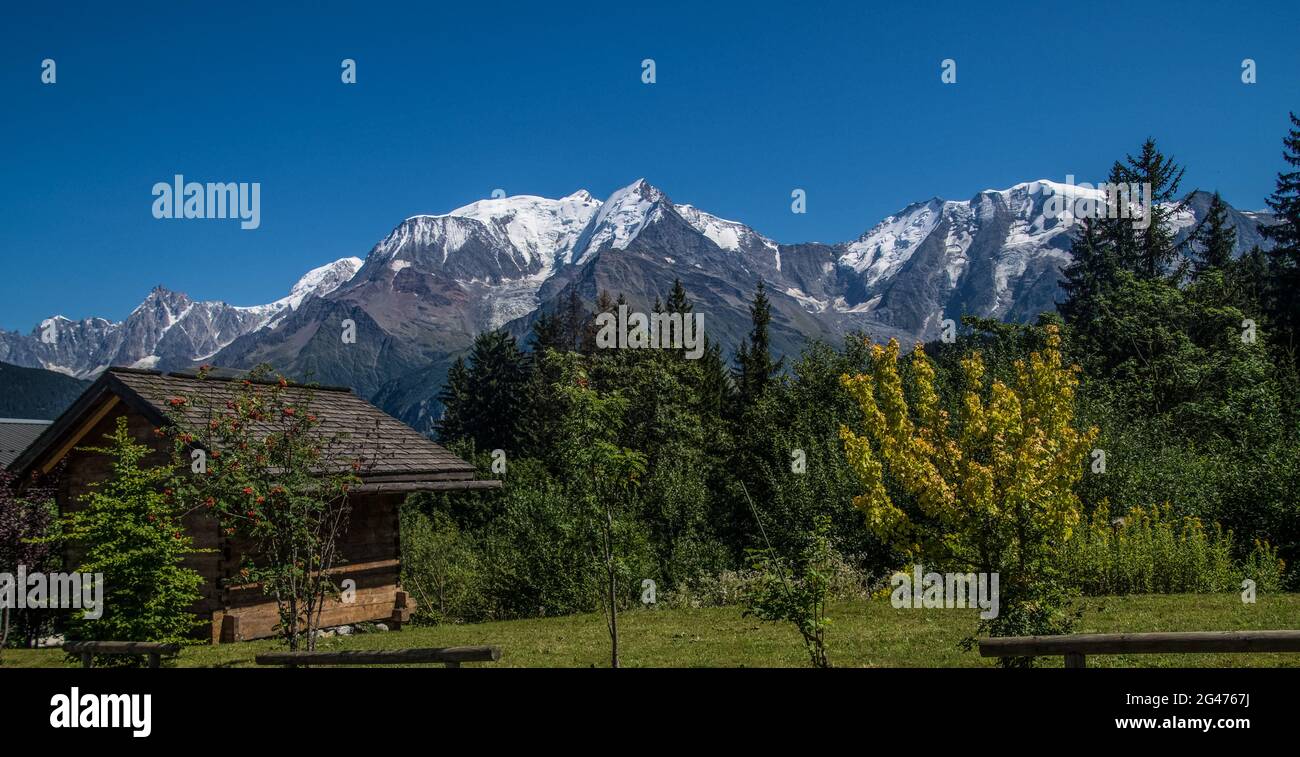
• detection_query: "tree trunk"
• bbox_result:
[605,501,619,669]
[609,561,619,668]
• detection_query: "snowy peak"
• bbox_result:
[373,191,601,272]
[281,257,363,309]
[0,257,365,378]
[675,203,779,254]
[448,192,600,267]
[842,197,951,281]
[571,179,670,263]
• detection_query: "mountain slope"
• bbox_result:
[0,258,362,378]
[0,361,90,420]
[0,179,1275,433]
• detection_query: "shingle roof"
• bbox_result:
[10,368,480,481]
[0,418,53,469]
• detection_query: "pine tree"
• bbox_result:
[436,331,531,451]
[57,417,205,659]
[666,278,693,314]
[1262,112,1300,349]
[1192,192,1236,275]
[1235,245,1271,316]
[583,290,617,353]
[529,311,567,353]
[697,336,731,418]
[563,289,586,352]
[435,356,471,443]
[733,280,782,407]
[1058,214,1115,327]
[1115,138,1186,279]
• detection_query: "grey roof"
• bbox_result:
[0,418,53,469]
[10,368,481,482]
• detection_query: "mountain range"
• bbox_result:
[0,179,1273,433]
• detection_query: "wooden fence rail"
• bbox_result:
[62,641,182,668]
[255,645,502,668]
[979,630,1300,667]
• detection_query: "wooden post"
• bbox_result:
[81,651,93,668]
[255,645,501,667]
[1065,652,1086,668]
[147,652,161,668]
[220,614,241,644]
[392,590,412,630]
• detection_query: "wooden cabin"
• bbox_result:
[9,367,499,644]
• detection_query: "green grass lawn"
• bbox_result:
[5,593,1298,668]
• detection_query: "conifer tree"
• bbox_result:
[1115,138,1186,279]
[1192,192,1236,276]
[436,331,530,451]
[733,280,782,407]
[436,356,471,443]
[529,311,567,353]
[666,278,693,314]
[1058,214,1114,328]
[1262,112,1300,350]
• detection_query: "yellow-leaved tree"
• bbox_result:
[839,324,1097,656]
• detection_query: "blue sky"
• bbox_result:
[1,0,1298,331]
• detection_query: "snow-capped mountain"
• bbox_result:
[0,178,1273,432]
[0,257,362,378]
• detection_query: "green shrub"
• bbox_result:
[52,418,206,665]
[399,507,482,624]
[1060,504,1284,595]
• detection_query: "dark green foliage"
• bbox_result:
[424,124,1300,640]
[1191,191,1236,276]
[1055,130,1300,586]
[0,361,89,420]
[0,468,60,649]
[744,513,834,668]
[1262,112,1300,353]
[435,330,530,451]
[51,418,205,663]
[1116,138,1186,280]
[529,311,568,353]
[733,279,783,407]
[666,278,692,315]
[1058,215,1115,331]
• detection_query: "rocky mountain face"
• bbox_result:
[0,258,362,378]
[0,180,1272,433]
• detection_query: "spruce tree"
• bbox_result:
[563,288,586,352]
[436,331,530,451]
[1262,112,1300,349]
[1115,138,1186,279]
[666,278,693,314]
[1058,214,1115,328]
[697,336,731,418]
[1192,192,1236,276]
[58,418,205,659]
[529,311,567,353]
[733,280,782,407]
[583,290,617,353]
[435,356,471,443]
